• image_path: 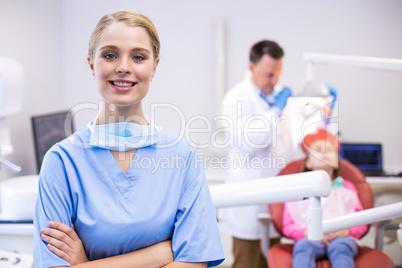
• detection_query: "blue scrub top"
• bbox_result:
[33,126,224,267]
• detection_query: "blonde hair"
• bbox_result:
[88,10,160,61]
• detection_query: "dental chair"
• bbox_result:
[266,159,394,268]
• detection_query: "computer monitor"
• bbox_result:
[31,111,74,173]
[339,143,383,176]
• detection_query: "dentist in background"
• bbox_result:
[220,40,292,268]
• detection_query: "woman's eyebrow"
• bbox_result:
[131,47,151,54]
[99,45,119,51]
[99,46,150,54]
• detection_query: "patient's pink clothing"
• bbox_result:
[282,177,369,241]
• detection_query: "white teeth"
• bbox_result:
[112,81,135,87]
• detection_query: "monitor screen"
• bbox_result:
[31,111,74,173]
[339,143,382,171]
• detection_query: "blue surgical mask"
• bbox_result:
[87,121,162,151]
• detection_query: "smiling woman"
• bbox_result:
[33,10,224,268]
[88,22,158,110]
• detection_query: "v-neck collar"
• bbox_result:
[90,145,156,202]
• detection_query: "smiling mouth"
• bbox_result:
[110,81,136,87]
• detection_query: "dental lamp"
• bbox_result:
[300,52,402,114]
[303,53,402,98]
[282,53,402,159]
[304,53,402,82]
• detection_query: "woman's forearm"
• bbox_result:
[53,240,173,268]
[162,262,207,268]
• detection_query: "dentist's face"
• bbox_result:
[88,22,159,107]
[249,54,282,95]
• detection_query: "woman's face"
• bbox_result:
[305,139,339,170]
[88,22,159,107]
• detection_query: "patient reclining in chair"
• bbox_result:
[282,129,368,268]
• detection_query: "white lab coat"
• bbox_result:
[218,76,294,240]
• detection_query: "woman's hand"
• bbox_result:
[41,221,89,265]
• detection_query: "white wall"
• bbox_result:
[62,0,402,171]
[0,0,64,179]
[1,0,401,176]
[0,0,401,265]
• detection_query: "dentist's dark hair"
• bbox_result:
[250,40,284,64]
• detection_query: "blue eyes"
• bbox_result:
[133,55,145,61]
[103,53,145,61]
[104,53,117,59]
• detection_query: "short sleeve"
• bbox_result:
[172,150,225,267]
[33,150,73,267]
